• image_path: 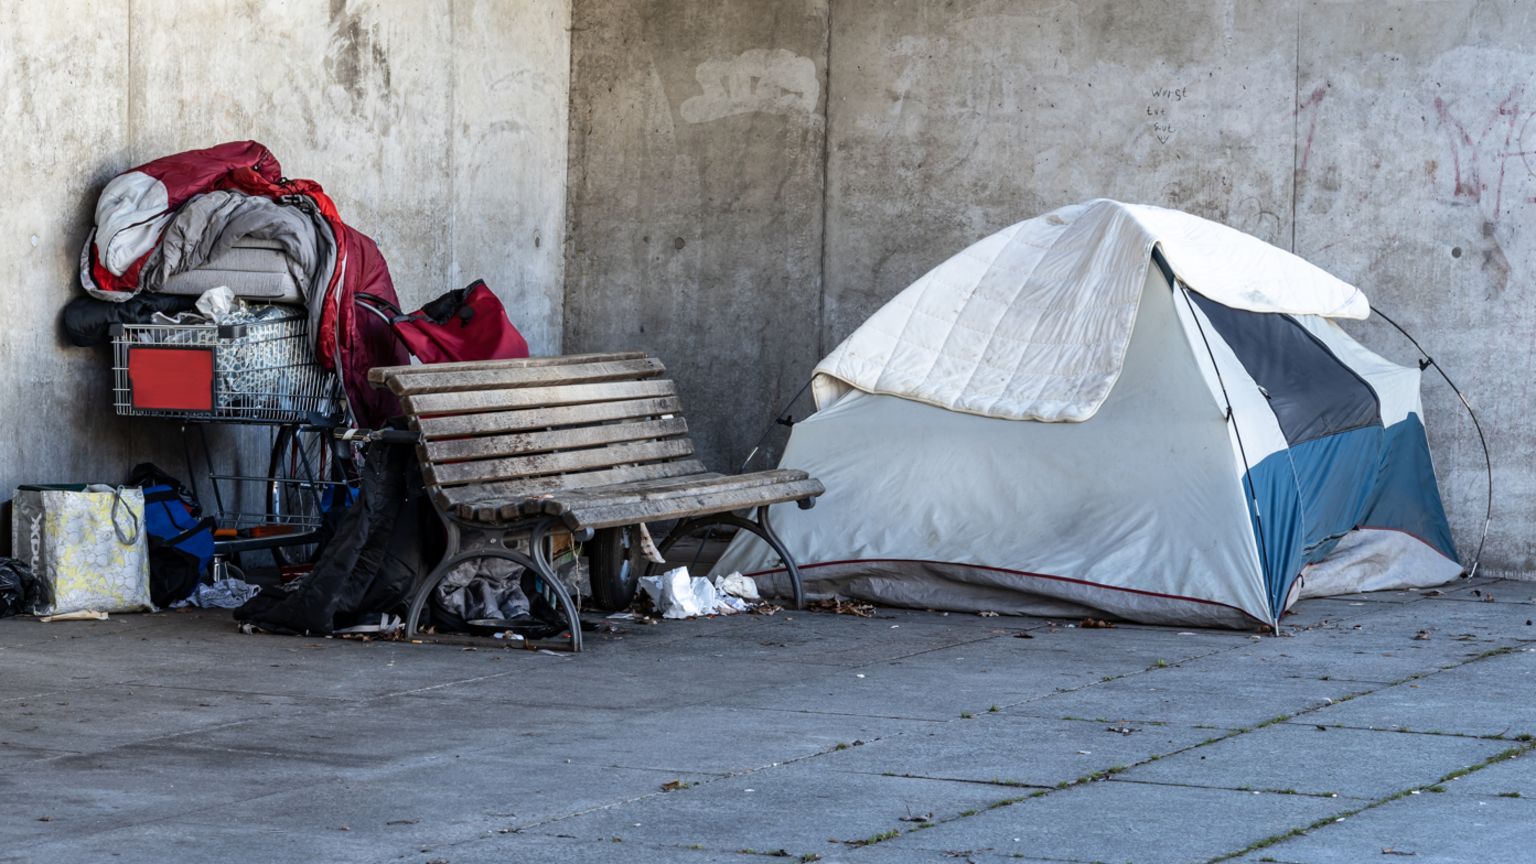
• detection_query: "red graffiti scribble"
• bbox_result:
[1295,85,1328,174]
[1432,87,1527,220]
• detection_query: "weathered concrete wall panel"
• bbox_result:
[823,0,1299,341]
[1294,0,1536,573]
[0,0,570,520]
[0,0,140,517]
[564,0,828,470]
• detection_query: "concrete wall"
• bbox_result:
[564,0,828,471]
[0,0,570,536]
[565,0,1533,575]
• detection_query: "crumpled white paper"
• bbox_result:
[638,567,760,618]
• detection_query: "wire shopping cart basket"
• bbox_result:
[110,308,353,574]
[111,309,342,424]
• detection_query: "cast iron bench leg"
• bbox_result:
[404,520,584,652]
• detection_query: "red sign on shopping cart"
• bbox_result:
[127,346,216,412]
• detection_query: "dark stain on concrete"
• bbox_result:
[1480,221,1511,295]
[326,0,392,106]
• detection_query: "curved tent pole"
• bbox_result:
[1176,283,1281,633]
[1368,307,1493,580]
[738,377,814,473]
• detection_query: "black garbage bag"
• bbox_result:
[0,558,38,618]
[235,432,437,635]
[61,294,200,347]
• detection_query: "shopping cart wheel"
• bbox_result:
[587,526,642,611]
[266,424,356,567]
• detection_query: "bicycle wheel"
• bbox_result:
[266,424,356,567]
[587,526,643,611]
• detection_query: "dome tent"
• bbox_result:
[715,199,1460,628]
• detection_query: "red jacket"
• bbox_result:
[81,141,407,425]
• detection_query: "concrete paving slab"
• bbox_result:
[396,646,836,711]
[816,714,1217,789]
[538,702,936,775]
[0,683,325,754]
[527,765,1014,857]
[1439,578,1536,605]
[723,654,1068,721]
[6,597,1533,862]
[1276,597,1398,629]
[1222,623,1518,684]
[881,779,1351,862]
[383,833,776,864]
[209,756,721,849]
[1121,723,1511,799]
[0,740,364,847]
[1010,664,1372,730]
[716,611,1031,667]
[1229,792,1536,863]
[1303,648,1536,737]
[1437,750,1536,798]
[1338,598,1536,643]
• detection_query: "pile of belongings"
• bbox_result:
[62,141,409,425]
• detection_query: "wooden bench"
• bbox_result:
[367,352,825,650]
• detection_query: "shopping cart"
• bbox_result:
[111,308,354,574]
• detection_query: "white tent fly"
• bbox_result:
[716,199,1461,628]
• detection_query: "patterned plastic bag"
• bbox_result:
[11,485,153,615]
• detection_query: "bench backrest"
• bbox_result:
[368,353,708,510]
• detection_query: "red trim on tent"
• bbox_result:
[742,557,1266,625]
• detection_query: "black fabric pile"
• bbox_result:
[234,439,437,635]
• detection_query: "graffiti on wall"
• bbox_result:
[1431,87,1536,222]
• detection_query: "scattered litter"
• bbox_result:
[334,614,403,636]
[714,572,760,601]
[855,674,866,679]
[1413,629,1433,641]
[1106,725,1138,735]
[752,604,783,616]
[899,813,932,823]
[491,631,525,642]
[660,779,691,792]
[807,598,876,618]
[1076,750,1091,755]
[977,610,999,618]
[637,566,762,619]
[1079,618,1115,629]
[171,576,261,609]
[39,610,108,622]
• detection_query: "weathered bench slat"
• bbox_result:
[425,437,695,488]
[556,479,827,530]
[415,396,683,440]
[437,460,714,512]
[425,417,689,463]
[405,379,676,416]
[382,358,666,396]
[368,352,646,387]
[529,469,810,516]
